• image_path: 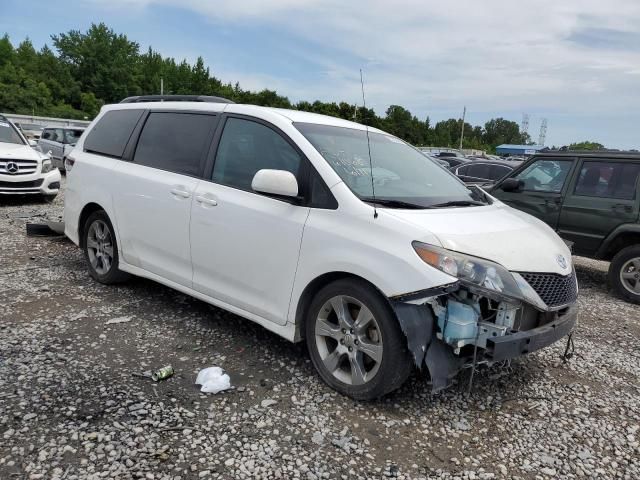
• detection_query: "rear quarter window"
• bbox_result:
[84,109,144,158]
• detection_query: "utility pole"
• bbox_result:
[459,106,466,150]
[160,77,164,96]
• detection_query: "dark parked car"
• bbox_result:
[452,159,521,186]
[491,151,640,303]
[443,156,470,168]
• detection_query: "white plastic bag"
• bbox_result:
[195,366,231,394]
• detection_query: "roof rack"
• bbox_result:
[119,95,235,104]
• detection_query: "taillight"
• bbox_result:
[64,156,76,172]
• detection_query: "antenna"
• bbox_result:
[459,106,466,150]
[360,69,377,219]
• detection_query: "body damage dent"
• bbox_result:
[392,299,465,393]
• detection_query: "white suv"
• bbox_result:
[64,96,578,399]
[0,115,61,200]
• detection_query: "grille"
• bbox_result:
[0,159,38,175]
[0,179,44,188]
[518,270,578,308]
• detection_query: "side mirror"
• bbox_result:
[28,139,37,147]
[251,169,299,198]
[500,178,524,192]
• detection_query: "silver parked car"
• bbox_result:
[38,127,85,171]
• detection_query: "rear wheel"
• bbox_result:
[305,279,412,400]
[82,211,130,284]
[608,245,640,304]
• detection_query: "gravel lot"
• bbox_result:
[1,180,639,480]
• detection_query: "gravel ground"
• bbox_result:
[1,180,639,480]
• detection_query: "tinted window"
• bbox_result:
[489,164,511,180]
[456,165,470,175]
[308,169,338,209]
[54,129,64,143]
[84,109,144,158]
[574,161,640,200]
[515,159,572,192]
[212,118,302,191]
[41,129,52,140]
[466,163,490,180]
[133,112,217,176]
[64,129,84,144]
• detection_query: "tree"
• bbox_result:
[567,141,605,150]
[52,23,140,102]
[483,118,527,146]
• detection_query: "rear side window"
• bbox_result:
[84,109,144,158]
[489,164,511,180]
[467,163,490,180]
[133,112,218,177]
[574,161,640,200]
[212,118,302,191]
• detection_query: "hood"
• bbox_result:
[0,142,43,161]
[385,203,572,275]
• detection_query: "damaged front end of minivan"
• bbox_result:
[390,242,579,392]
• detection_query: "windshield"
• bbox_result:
[295,122,483,208]
[64,129,83,144]
[0,119,26,145]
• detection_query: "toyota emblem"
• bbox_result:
[6,161,19,174]
[556,254,568,270]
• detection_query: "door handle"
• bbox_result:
[170,187,191,199]
[195,195,218,207]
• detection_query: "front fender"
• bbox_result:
[288,208,455,324]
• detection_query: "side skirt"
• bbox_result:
[118,261,297,342]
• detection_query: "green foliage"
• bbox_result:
[0,23,530,151]
[567,141,605,150]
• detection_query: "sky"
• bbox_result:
[1,0,640,149]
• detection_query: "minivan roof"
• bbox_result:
[104,101,386,134]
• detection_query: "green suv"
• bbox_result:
[491,151,640,303]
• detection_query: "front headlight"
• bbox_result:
[41,159,53,173]
[412,241,524,300]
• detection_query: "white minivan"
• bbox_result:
[64,95,578,399]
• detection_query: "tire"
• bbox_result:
[608,245,640,304]
[82,210,130,284]
[304,278,413,400]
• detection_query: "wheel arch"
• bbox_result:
[292,271,395,342]
[597,225,640,261]
[78,202,109,248]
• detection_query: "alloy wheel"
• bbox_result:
[620,257,640,295]
[314,295,383,386]
[86,220,114,275]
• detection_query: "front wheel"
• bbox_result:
[305,279,412,400]
[609,245,640,304]
[82,211,130,284]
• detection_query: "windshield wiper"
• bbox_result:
[361,197,426,209]
[430,200,486,208]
